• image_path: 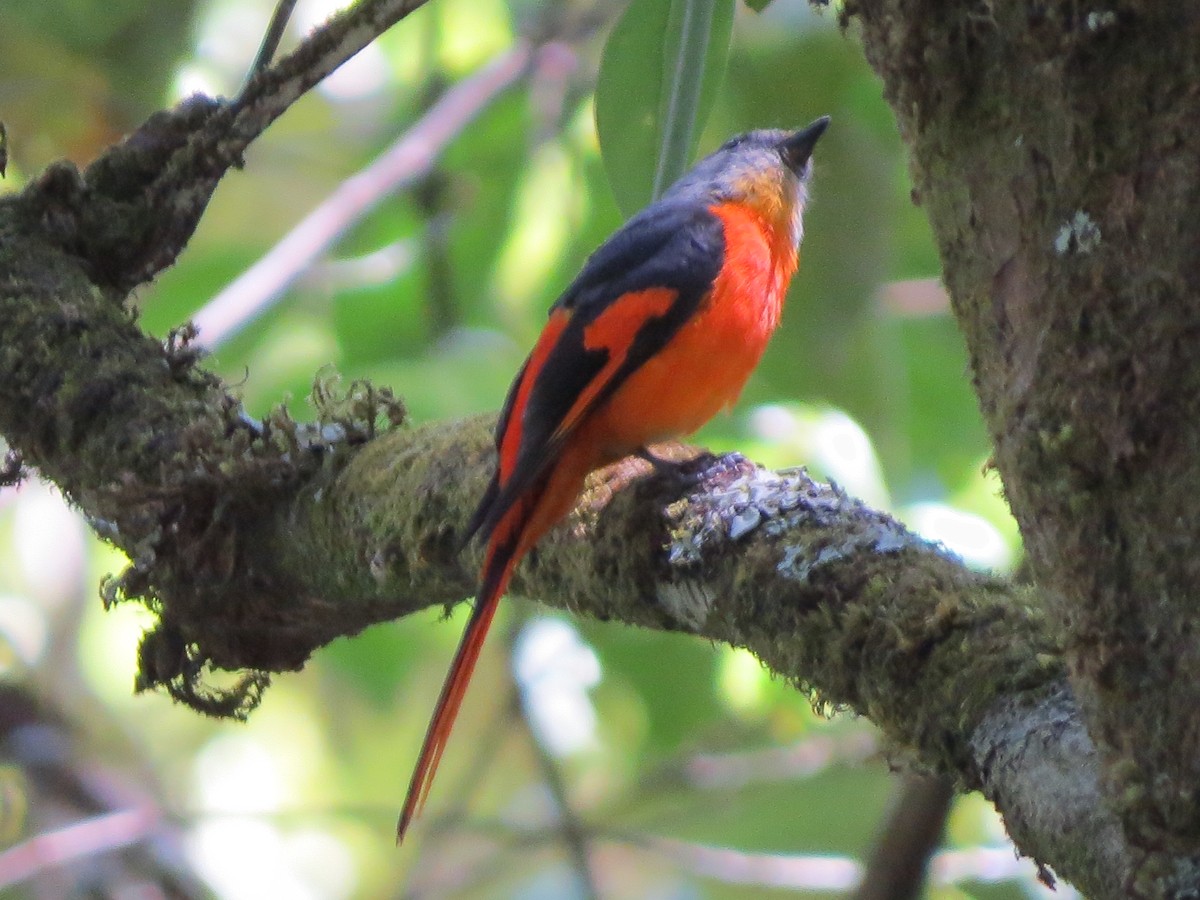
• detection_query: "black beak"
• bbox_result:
[780,116,830,174]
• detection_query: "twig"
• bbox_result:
[611,830,1061,894]
[0,807,160,889]
[854,774,954,900]
[425,677,520,839]
[194,42,533,348]
[244,0,300,90]
[413,172,457,338]
[225,0,431,142]
[406,613,602,899]
[63,0,441,293]
[400,811,1067,894]
[516,667,602,900]
[590,727,877,837]
[683,728,878,790]
[642,834,861,891]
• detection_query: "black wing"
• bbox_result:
[466,199,725,544]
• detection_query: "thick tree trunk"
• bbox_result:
[849,1,1200,891]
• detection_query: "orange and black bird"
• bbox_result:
[397,117,830,841]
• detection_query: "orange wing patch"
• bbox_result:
[550,287,678,441]
[498,308,571,482]
[586,203,794,451]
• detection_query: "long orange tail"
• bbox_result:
[397,436,600,843]
[395,536,517,842]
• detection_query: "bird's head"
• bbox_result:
[666,116,830,247]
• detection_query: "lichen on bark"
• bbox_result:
[848,0,1200,880]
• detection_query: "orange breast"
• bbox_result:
[586,201,797,459]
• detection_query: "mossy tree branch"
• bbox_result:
[0,0,433,715]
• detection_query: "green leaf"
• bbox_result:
[595,0,735,217]
[743,0,773,11]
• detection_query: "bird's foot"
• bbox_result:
[633,447,709,493]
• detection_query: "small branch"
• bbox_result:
[401,685,520,898]
[413,172,458,339]
[0,685,203,895]
[601,831,1055,893]
[641,834,860,891]
[23,0,440,297]
[195,42,533,348]
[854,774,954,900]
[243,0,300,90]
[423,678,518,840]
[0,808,161,890]
[223,0,435,151]
[596,728,878,835]
[406,815,1063,893]
[515,659,601,900]
[682,730,877,790]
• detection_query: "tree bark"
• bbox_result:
[847,0,1200,892]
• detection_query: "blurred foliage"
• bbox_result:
[0,0,1049,898]
[0,0,203,169]
[595,0,734,213]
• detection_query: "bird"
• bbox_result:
[397,117,830,841]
